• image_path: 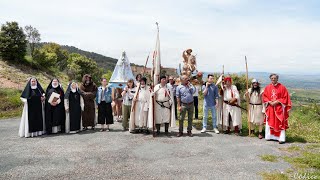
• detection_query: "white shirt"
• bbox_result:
[193,85,200,97]
[123,86,137,106]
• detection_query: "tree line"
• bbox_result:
[0,21,110,83]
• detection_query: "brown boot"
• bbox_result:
[156,124,161,135]
[224,127,231,134]
[164,123,169,135]
[187,131,193,137]
[234,126,239,136]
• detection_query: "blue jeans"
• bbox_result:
[202,105,217,129]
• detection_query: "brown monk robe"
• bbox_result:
[79,74,97,130]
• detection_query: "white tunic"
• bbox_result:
[244,88,265,125]
[154,85,172,124]
[222,85,242,127]
[129,86,151,130]
[19,98,46,138]
[148,84,176,128]
[216,96,223,127]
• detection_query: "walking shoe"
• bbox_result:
[177,132,183,137]
[258,133,263,139]
[213,128,220,134]
[187,131,193,137]
[200,128,207,133]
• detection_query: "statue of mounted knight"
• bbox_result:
[180,48,203,85]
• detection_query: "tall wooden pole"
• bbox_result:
[245,56,251,136]
[152,22,160,137]
[221,65,224,131]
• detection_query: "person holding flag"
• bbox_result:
[149,75,175,136]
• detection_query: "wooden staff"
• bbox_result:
[245,56,251,136]
[221,65,224,131]
[152,81,155,137]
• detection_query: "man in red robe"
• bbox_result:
[263,74,291,144]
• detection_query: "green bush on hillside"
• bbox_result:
[0,21,27,62]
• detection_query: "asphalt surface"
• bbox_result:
[0,118,292,180]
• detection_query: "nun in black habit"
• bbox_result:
[64,81,84,133]
[45,78,66,134]
[19,77,46,138]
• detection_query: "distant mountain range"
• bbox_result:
[244,72,320,89]
[202,71,320,90]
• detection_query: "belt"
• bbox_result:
[250,103,262,105]
[156,100,171,109]
[182,101,194,105]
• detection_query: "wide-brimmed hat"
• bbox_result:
[251,79,259,84]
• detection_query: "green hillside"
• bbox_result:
[36,42,143,72]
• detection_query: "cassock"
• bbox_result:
[79,74,97,128]
[148,84,175,128]
[45,79,66,134]
[263,83,291,142]
[244,88,265,125]
[64,83,84,133]
[129,85,151,131]
[19,78,45,137]
[222,85,242,128]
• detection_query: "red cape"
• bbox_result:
[263,83,292,137]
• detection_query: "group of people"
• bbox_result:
[19,74,113,137]
[198,73,291,144]
[19,72,291,144]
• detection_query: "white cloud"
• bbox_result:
[1,0,319,74]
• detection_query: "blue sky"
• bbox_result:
[1,0,320,74]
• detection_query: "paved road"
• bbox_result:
[0,118,291,180]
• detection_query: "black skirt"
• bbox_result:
[98,101,113,124]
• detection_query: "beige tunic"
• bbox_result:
[154,84,172,124]
[222,85,242,127]
[129,86,150,130]
[244,88,265,125]
[148,84,176,128]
